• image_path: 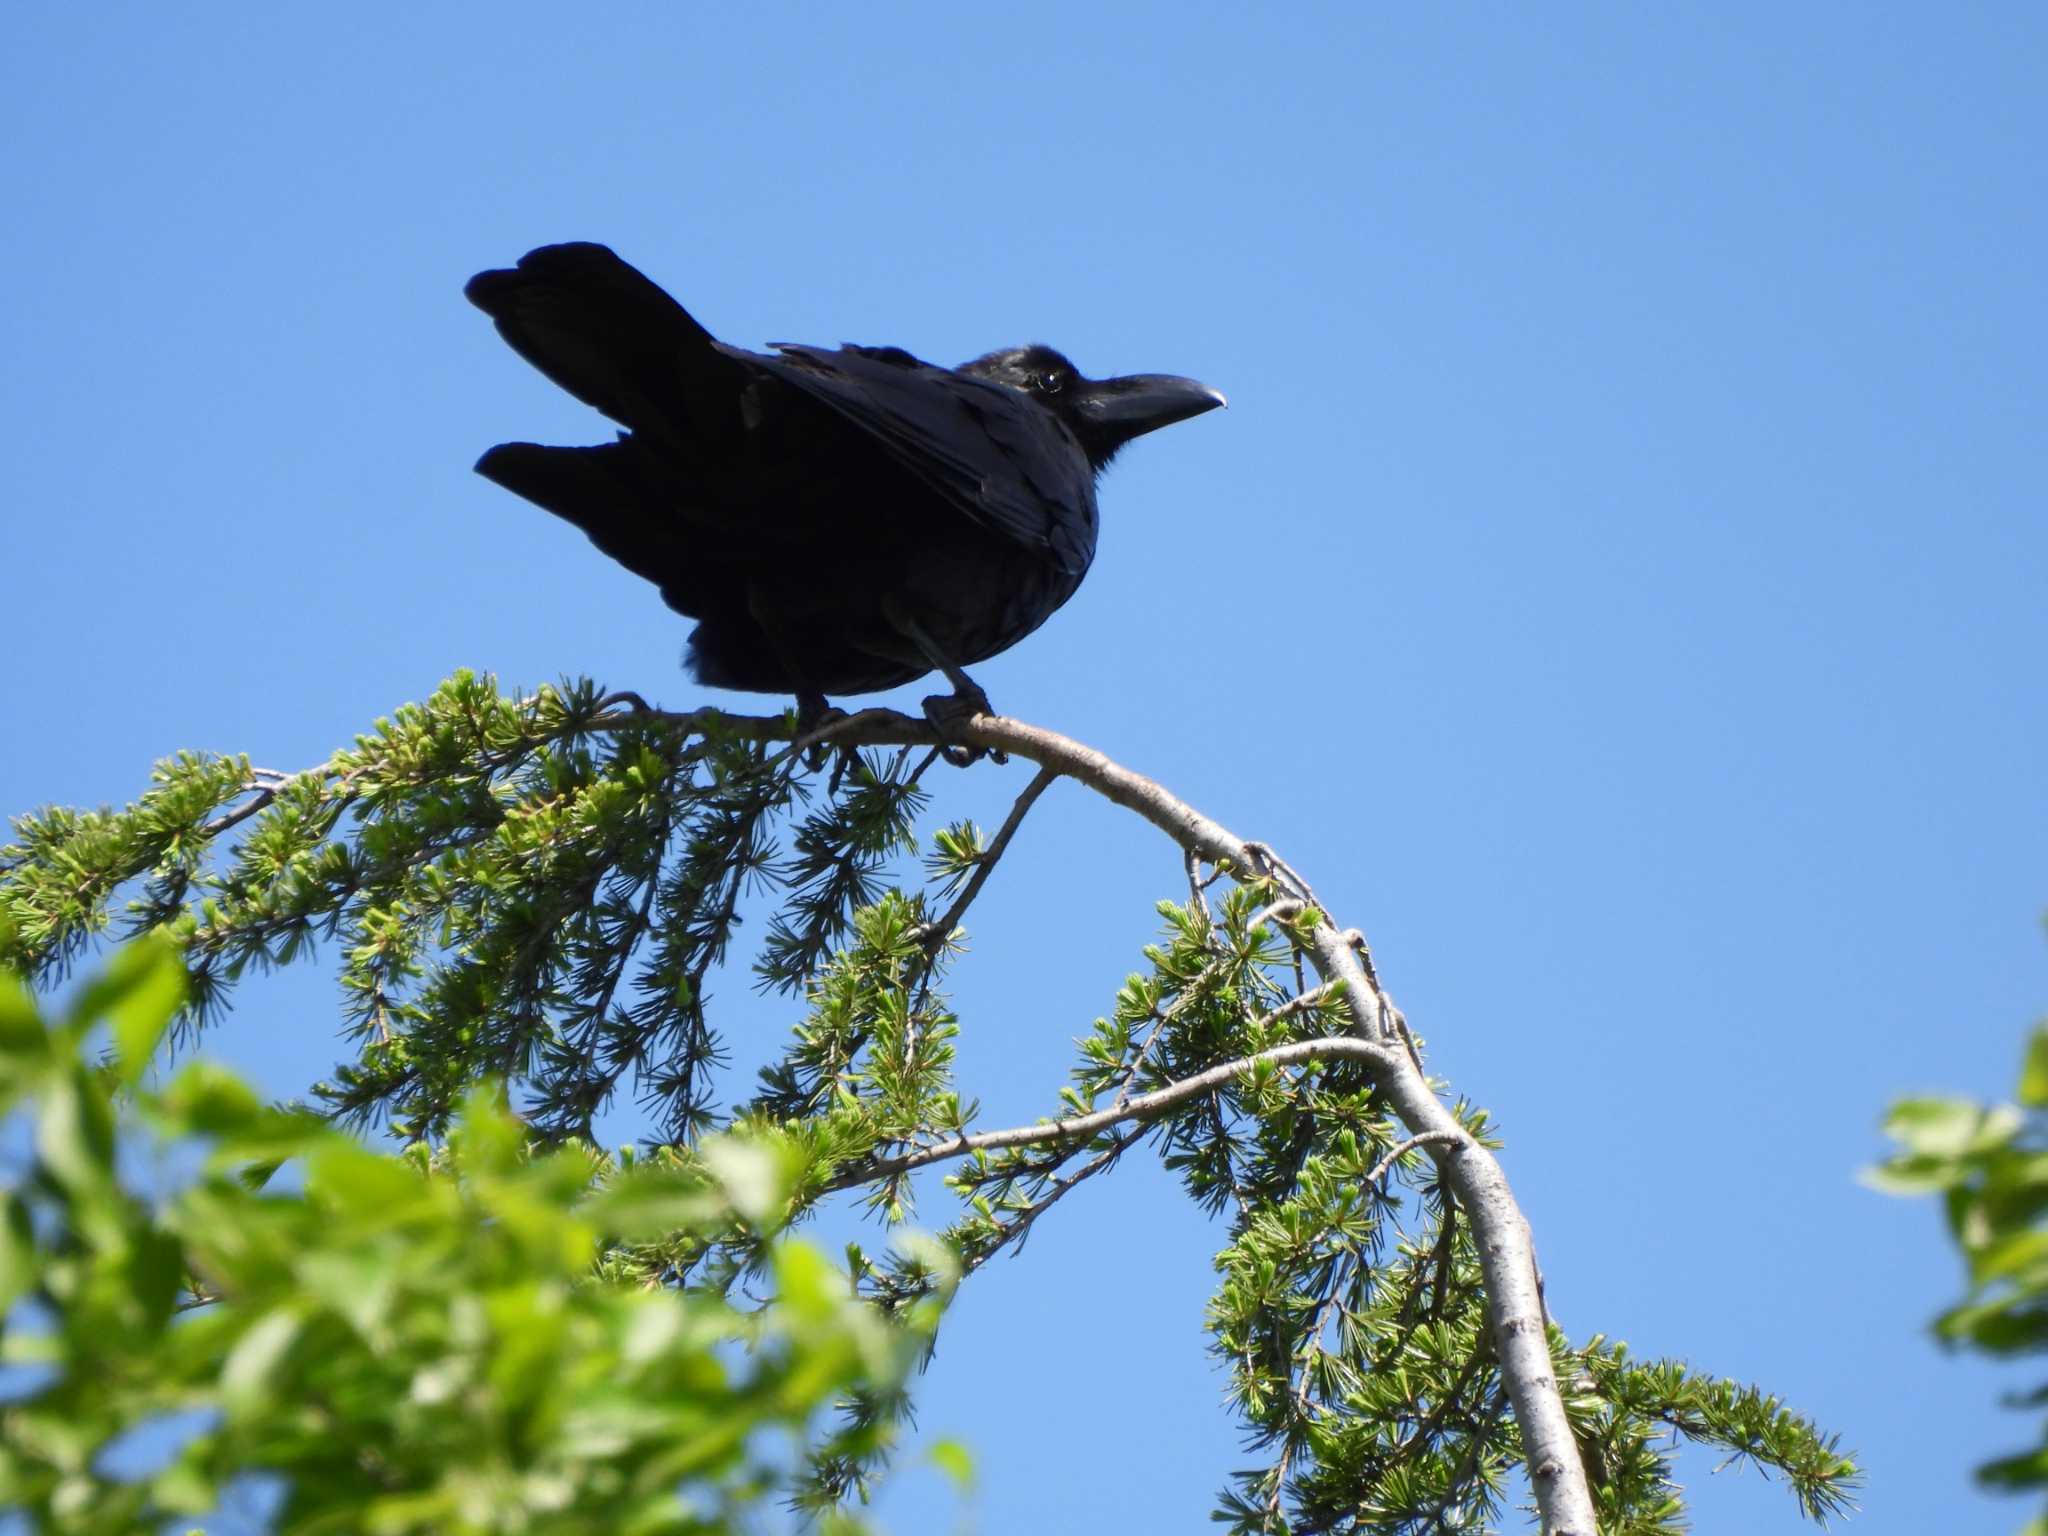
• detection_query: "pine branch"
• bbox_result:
[1,678,1859,1533]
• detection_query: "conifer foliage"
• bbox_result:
[1,671,1858,1532]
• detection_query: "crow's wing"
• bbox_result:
[761,343,1098,577]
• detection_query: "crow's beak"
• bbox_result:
[1078,373,1229,439]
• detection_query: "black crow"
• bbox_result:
[465,243,1223,745]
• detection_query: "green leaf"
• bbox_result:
[35,1065,115,1195]
[2021,1025,2048,1108]
[1861,1154,1968,1196]
[159,1059,265,1135]
[774,1239,840,1324]
[0,1193,37,1310]
[1882,1096,2019,1157]
[67,933,188,1083]
[704,1136,790,1227]
[1936,1296,2048,1355]
[305,1140,429,1221]
[220,1308,303,1419]
[1976,1441,2048,1491]
[0,970,44,1059]
[928,1436,976,1492]
[149,1444,219,1516]
[1974,1227,2048,1287]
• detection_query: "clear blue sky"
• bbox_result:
[6,5,2045,1530]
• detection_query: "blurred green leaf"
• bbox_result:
[928,1437,976,1492]
[86,933,189,1084]
[0,969,44,1059]
[158,1059,265,1135]
[1883,1096,2018,1156]
[35,1065,115,1195]
[0,1192,37,1310]
[2023,1026,2048,1108]
[219,1308,303,1418]
[1876,981,2048,1510]
[0,944,950,1533]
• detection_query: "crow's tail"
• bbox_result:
[464,243,744,441]
[476,439,720,622]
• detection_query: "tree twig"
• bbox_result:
[962,1120,1148,1275]
[829,1033,1395,1189]
[915,762,1058,955]
[1366,1131,1466,1190]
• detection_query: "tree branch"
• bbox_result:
[828,1034,1398,1190]
[1365,1131,1467,1190]
[628,704,1601,1535]
[962,1120,1148,1275]
[916,762,1058,955]
[196,694,1597,1532]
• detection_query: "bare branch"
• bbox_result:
[1366,1131,1466,1190]
[732,706,1594,1534]
[1183,847,1217,929]
[916,762,1058,954]
[962,1121,1147,1275]
[828,1033,1397,1190]
[1245,897,1306,937]
[1114,951,1228,1109]
[1255,980,1341,1035]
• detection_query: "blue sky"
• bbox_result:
[5,4,2045,1530]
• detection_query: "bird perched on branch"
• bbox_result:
[465,243,1224,753]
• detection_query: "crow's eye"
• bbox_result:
[1040,372,1064,395]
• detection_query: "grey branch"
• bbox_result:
[915,762,1059,954]
[1366,1131,1468,1189]
[241,694,1598,1533]
[587,701,1600,1535]
[827,1034,1399,1189]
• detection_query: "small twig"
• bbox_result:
[1242,840,1326,915]
[1418,1383,1511,1533]
[1245,897,1305,936]
[1265,1436,1296,1523]
[828,1033,1397,1191]
[1184,847,1215,929]
[1428,1191,1460,1324]
[565,809,673,1138]
[1254,981,1340,1037]
[964,1121,1147,1275]
[198,785,279,841]
[1367,1131,1466,1189]
[1395,1014,1427,1072]
[1113,951,1230,1109]
[916,763,1058,955]
[1118,977,1338,1115]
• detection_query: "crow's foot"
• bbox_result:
[793,692,850,771]
[921,680,1004,767]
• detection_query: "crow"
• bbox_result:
[465,243,1224,749]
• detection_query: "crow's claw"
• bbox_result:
[793,693,850,770]
[921,682,1001,767]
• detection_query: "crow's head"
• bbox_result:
[963,344,1226,471]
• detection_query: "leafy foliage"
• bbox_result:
[1871,1005,2048,1530]
[2,670,1858,1531]
[0,937,952,1533]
